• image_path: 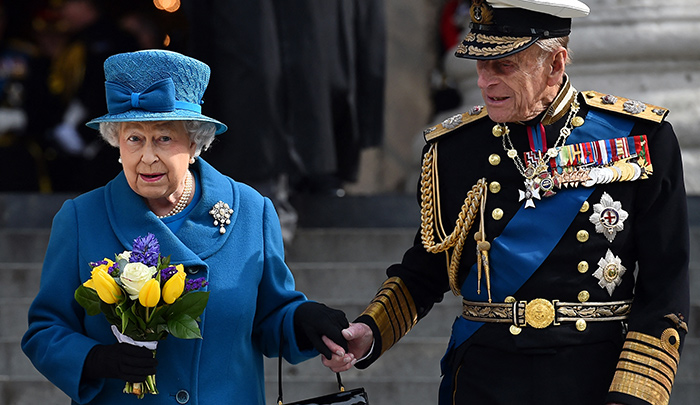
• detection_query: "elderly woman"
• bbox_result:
[21,50,348,404]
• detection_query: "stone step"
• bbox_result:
[286,228,416,263]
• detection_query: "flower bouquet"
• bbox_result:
[74,233,209,398]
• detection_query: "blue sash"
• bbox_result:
[438,110,635,404]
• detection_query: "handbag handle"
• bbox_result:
[277,328,345,405]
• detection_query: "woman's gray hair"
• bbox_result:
[534,36,572,65]
[98,120,217,157]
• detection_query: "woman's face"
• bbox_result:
[118,121,195,207]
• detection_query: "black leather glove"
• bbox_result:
[83,343,158,382]
[294,302,349,359]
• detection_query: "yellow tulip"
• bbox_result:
[83,279,95,289]
[92,268,123,304]
[162,270,186,304]
[139,278,161,307]
[92,258,114,273]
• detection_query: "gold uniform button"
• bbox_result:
[580,201,590,213]
[489,181,502,194]
[492,125,504,137]
[578,261,589,273]
[576,230,589,243]
[576,319,587,331]
[504,296,516,303]
[509,325,522,335]
[571,116,585,127]
[492,208,504,220]
[578,290,590,303]
[489,154,501,166]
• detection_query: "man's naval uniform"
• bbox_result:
[354,78,689,405]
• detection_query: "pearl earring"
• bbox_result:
[118,157,122,164]
[189,157,196,164]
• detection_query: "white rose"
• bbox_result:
[120,262,158,300]
[116,251,132,261]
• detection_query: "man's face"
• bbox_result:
[476,45,555,123]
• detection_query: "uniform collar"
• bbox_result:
[540,74,577,125]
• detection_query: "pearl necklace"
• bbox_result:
[157,171,193,218]
[494,93,581,208]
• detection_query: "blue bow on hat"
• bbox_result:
[105,78,202,115]
[86,49,227,134]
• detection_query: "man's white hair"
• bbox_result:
[534,36,572,65]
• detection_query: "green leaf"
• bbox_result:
[74,285,101,316]
[159,255,171,269]
[167,314,203,339]
[166,291,209,319]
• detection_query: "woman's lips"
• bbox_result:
[140,173,165,182]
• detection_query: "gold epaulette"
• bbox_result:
[609,329,681,405]
[423,106,488,142]
[581,90,669,123]
[360,277,418,356]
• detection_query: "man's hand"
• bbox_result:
[321,322,373,372]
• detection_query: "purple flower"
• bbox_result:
[108,262,121,276]
[160,266,178,283]
[130,233,160,267]
[184,278,209,293]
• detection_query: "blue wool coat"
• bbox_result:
[22,159,315,404]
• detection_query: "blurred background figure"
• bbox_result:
[183,0,387,242]
[273,0,386,197]
[0,3,43,191]
[39,0,138,192]
[182,0,299,241]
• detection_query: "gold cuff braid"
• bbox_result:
[609,329,681,405]
[360,277,418,356]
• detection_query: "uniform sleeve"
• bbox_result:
[356,186,455,367]
[252,197,314,364]
[20,200,104,403]
[606,122,690,405]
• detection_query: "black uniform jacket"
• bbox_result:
[355,81,689,405]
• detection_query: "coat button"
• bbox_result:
[578,290,590,303]
[492,125,505,137]
[488,154,501,166]
[580,201,590,213]
[576,319,587,331]
[492,208,504,220]
[578,261,589,273]
[176,390,190,404]
[489,181,501,194]
[187,267,200,275]
[576,230,589,243]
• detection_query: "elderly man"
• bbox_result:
[322,1,689,404]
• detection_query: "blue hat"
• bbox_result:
[86,49,227,134]
[455,0,589,60]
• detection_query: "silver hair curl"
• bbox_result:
[98,120,217,156]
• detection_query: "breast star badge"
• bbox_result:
[593,249,627,296]
[589,192,628,242]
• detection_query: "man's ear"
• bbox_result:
[547,48,567,86]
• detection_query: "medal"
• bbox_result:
[589,192,629,243]
[593,249,627,296]
[499,93,581,209]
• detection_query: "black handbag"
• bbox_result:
[276,331,369,405]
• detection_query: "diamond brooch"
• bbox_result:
[209,201,233,234]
